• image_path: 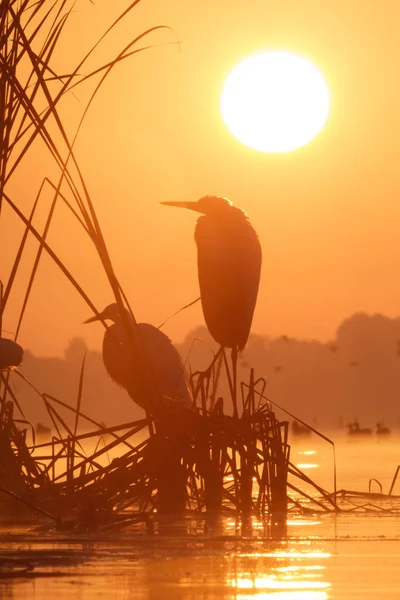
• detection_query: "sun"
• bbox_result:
[221,51,330,153]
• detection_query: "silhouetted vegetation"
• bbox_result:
[2,0,399,537]
[0,0,297,532]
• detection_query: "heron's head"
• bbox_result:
[84,303,123,325]
[161,195,239,215]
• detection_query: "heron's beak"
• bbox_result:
[84,313,102,324]
[161,201,203,213]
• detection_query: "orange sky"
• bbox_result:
[3,0,400,357]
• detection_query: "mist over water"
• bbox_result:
[16,311,400,432]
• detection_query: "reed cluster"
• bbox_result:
[0,1,342,533]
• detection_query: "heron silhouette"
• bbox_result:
[161,196,262,351]
[85,303,191,412]
[0,338,23,370]
[85,303,191,515]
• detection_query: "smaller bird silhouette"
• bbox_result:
[85,304,191,411]
[0,338,23,370]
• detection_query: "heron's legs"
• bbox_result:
[231,346,238,418]
[221,346,239,418]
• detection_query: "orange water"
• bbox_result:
[1,432,399,599]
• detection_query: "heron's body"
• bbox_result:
[85,304,191,410]
[86,305,191,515]
[0,338,23,370]
[162,196,262,350]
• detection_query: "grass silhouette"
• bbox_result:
[0,0,348,534]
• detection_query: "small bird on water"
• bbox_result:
[84,303,191,411]
[0,338,23,370]
[161,196,262,352]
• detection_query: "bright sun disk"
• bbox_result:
[221,51,330,152]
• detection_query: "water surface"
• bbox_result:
[1,433,399,599]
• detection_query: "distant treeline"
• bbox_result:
[13,312,400,430]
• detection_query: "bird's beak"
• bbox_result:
[161,201,202,213]
[84,313,102,324]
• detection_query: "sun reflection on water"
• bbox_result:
[236,593,328,600]
[276,565,325,572]
[238,552,331,558]
[228,548,331,600]
[287,520,322,526]
[232,577,330,589]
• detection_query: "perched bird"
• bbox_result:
[0,338,23,370]
[84,303,191,410]
[162,196,262,351]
